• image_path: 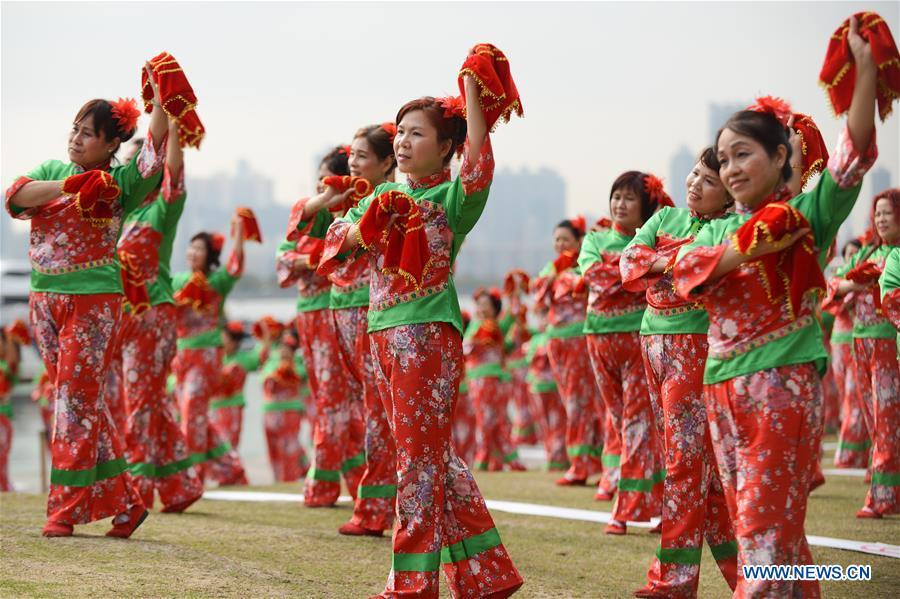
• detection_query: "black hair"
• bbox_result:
[716,110,793,183]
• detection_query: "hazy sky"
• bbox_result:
[2,1,898,219]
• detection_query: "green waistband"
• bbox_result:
[262,399,305,413]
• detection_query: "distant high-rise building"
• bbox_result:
[455,167,566,286]
[174,160,282,290]
[669,145,694,207]
[709,102,746,139]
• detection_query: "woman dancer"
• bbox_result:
[830,188,900,518]
[277,146,365,507]
[317,53,524,596]
[532,218,606,487]
[6,84,167,537]
[621,150,737,596]
[672,20,878,593]
[172,219,249,486]
[118,120,204,512]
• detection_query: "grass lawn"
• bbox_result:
[1,453,898,598]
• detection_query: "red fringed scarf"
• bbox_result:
[356,190,433,290]
[117,226,162,316]
[6,320,30,346]
[272,360,302,387]
[458,43,524,131]
[791,113,829,189]
[322,176,374,213]
[845,260,883,285]
[142,51,206,148]
[234,206,263,243]
[472,319,505,346]
[252,316,285,340]
[730,201,826,319]
[173,271,219,313]
[503,268,530,295]
[819,12,900,121]
[61,170,121,227]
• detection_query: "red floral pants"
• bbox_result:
[369,322,523,598]
[470,377,518,471]
[0,413,11,492]
[588,332,662,521]
[453,387,477,466]
[334,306,396,531]
[173,346,247,486]
[121,304,203,509]
[263,407,307,482]
[705,363,823,599]
[832,341,870,468]
[853,337,900,515]
[296,309,364,506]
[532,389,569,470]
[30,292,143,525]
[549,335,604,481]
[641,334,737,597]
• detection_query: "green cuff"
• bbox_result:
[871,471,900,487]
[262,400,305,413]
[341,452,366,473]
[602,453,621,468]
[547,461,570,470]
[51,457,128,487]
[359,484,397,499]
[308,466,341,483]
[618,469,666,492]
[210,395,246,410]
[441,528,503,564]
[710,540,738,561]
[656,545,702,565]
[393,550,441,572]
[838,439,872,452]
[0,405,12,418]
[503,451,520,464]
[567,444,602,458]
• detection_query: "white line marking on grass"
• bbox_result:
[201,491,898,559]
[823,468,867,478]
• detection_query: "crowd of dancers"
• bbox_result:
[1,11,899,599]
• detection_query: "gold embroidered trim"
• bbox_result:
[646,303,703,318]
[708,314,815,360]
[370,280,449,312]
[587,304,645,319]
[32,256,115,276]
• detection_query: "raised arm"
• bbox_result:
[463,74,488,166]
[846,16,877,153]
[144,64,169,153]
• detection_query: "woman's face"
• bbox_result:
[553,226,580,255]
[717,128,786,207]
[68,115,118,168]
[222,332,238,354]
[350,137,391,186]
[609,186,643,232]
[685,161,729,215]
[394,110,451,180]
[279,344,294,361]
[843,243,861,263]
[874,198,900,244]
[187,239,208,272]
[475,294,497,321]
[317,163,336,194]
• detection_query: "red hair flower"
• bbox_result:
[381,122,397,140]
[225,321,245,336]
[438,95,466,119]
[210,232,225,253]
[747,95,793,126]
[569,215,586,236]
[338,145,351,157]
[110,97,141,135]
[644,174,674,207]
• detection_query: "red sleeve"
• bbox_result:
[673,244,728,301]
[460,136,494,196]
[5,176,39,220]
[882,288,900,331]
[316,219,356,278]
